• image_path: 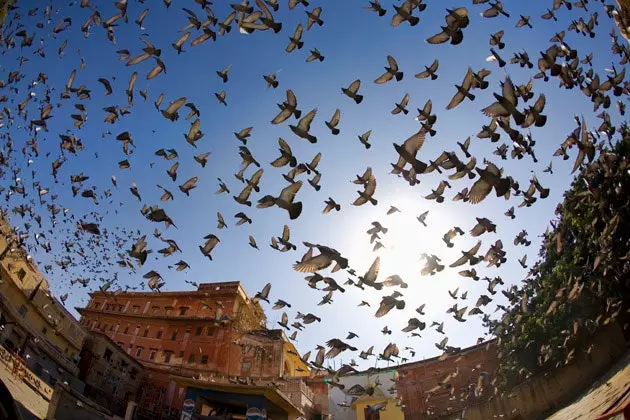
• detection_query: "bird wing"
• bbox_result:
[468,178,492,204]
[165,96,187,114]
[271,107,292,125]
[402,128,426,156]
[279,181,302,203]
[348,79,361,93]
[298,108,317,132]
[386,55,398,71]
[329,109,340,125]
[374,70,393,84]
[294,254,332,272]
[426,30,450,44]
[282,225,290,241]
[364,256,380,283]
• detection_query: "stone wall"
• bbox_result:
[460,322,627,420]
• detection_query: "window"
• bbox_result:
[110,325,115,332]
[156,330,162,339]
[118,304,124,311]
[188,354,195,364]
[207,327,214,336]
[171,330,178,341]
[201,355,208,365]
[132,305,140,314]
[152,306,159,314]
[41,327,47,335]
[102,324,108,332]
[179,351,184,358]
[195,327,202,336]
[94,302,101,309]
[16,268,26,281]
[143,329,149,337]
[241,359,251,373]
[130,369,137,380]
[135,347,143,358]
[124,327,129,335]
[179,307,188,316]
[103,348,113,362]
[165,307,173,316]
[164,352,172,363]
[149,350,157,360]
[18,304,27,318]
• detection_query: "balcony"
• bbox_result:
[275,379,315,413]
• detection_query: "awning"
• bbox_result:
[170,375,304,416]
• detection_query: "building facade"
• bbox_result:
[78,331,144,416]
[76,281,313,419]
[0,214,86,390]
[395,340,500,419]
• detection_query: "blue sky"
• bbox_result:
[0,0,622,369]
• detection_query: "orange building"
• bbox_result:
[395,340,500,419]
[76,281,312,419]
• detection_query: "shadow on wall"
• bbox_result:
[460,322,628,420]
[45,382,116,420]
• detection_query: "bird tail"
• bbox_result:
[314,185,321,192]
[332,128,340,135]
[395,71,404,81]
[294,109,302,119]
[402,109,409,115]
[335,204,340,211]
[437,196,444,203]
[369,197,377,205]
[338,285,346,293]
[297,41,304,49]
[355,95,363,104]
[535,115,547,127]
[409,16,419,26]
[289,201,303,220]
[498,42,505,49]
[396,300,406,310]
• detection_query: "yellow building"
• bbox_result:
[283,339,311,378]
[328,369,404,420]
[0,213,86,389]
[352,389,404,420]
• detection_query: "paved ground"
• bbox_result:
[548,349,630,420]
[0,360,48,419]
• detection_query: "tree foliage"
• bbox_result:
[487,123,630,386]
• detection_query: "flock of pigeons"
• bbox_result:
[0,0,628,412]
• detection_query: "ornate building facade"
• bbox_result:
[0,213,86,390]
[76,281,312,419]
